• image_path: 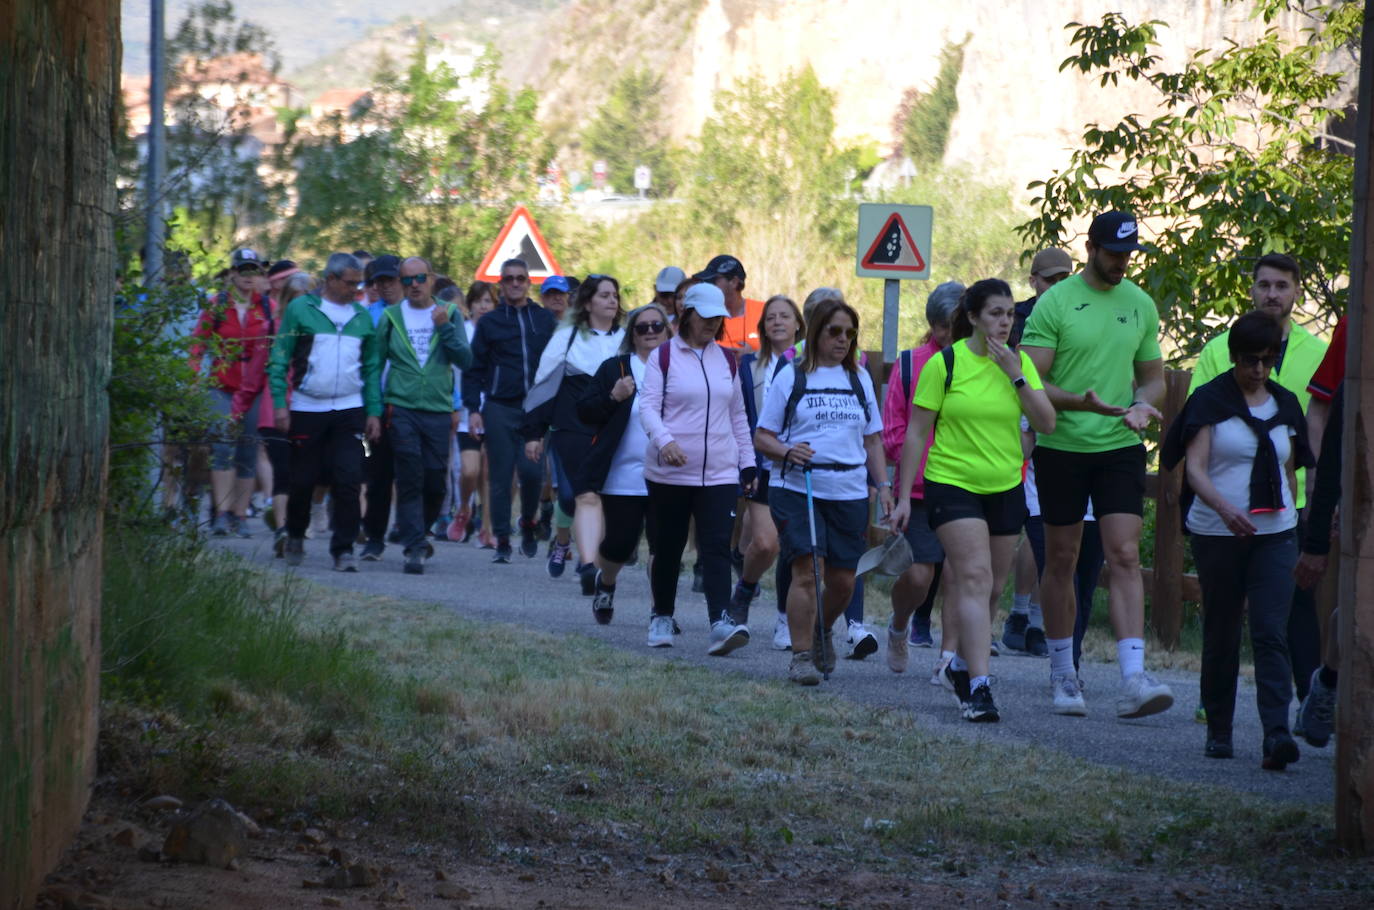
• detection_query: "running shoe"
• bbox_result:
[1204,734,1233,759]
[1051,673,1087,716]
[547,541,571,578]
[1261,732,1301,771]
[788,651,821,686]
[845,621,878,660]
[519,518,538,558]
[283,536,305,568]
[1024,626,1048,657]
[930,654,952,687]
[229,514,252,539]
[592,575,615,625]
[943,664,972,710]
[1001,613,1028,652]
[707,618,749,656]
[1296,667,1336,748]
[430,517,448,538]
[886,625,908,674]
[1116,672,1174,719]
[403,549,425,575]
[333,552,358,573]
[647,614,674,648]
[492,537,512,564]
[908,617,933,648]
[578,563,597,596]
[360,539,384,561]
[771,615,791,651]
[210,512,231,537]
[273,527,289,559]
[964,682,1000,722]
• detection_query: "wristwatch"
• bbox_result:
[1012,376,1028,388]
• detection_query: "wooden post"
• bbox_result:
[1336,0,1374,853]
[1148,369,1191,647]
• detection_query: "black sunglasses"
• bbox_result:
[825,325,857,340]
[633,320,667,336]
[400,273,428,286]
[500,274,529,283]
[1236,353,1278,369]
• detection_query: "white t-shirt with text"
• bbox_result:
[757,363,881,501]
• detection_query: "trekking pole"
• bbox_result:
[803,464,828,680]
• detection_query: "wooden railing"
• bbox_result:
[865,354,1197,648]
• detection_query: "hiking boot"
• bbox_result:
[647,614,675,648]
[707,618,749,656]
[492,536,512,564]
[578,563,597,596]
[1051,673,1087,716]
[943,664,972,710]
[886,625,909,674]
[845,620,878,660]
[814,627,836,676]
[333,551,357,573]
[1204,733,1233,759]
[964,682,1000,723]
[788,651,821,686]
[519,518,538,558]
[1001,613,1028,652]
[772,615,791,651]
[592,574,615,625]
[283,536,305,567]
[403,548,425,575]
[692,562,705,593]
[547,541,571,578]
[908,617,933,648]
[360,539,384,561]
[1024,625,1048,657]
[728,581,757,626]
[1116,672,1174,719]
[1262,732,1301,771]
[1295,667,1336,748]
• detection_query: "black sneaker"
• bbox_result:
[1001,613,1028,652]
[592,573,615,625]
[692,562,705,593]
[943,664,972,709]
[964,682,1000,723]
[403,549,425,575]
[1024,626,1048,657]
[1204,733,1233,759]
[578,563,597,597]
[519,519,538,558]
[360,539,384,561]
[1262,732,1300,771]
[492,537,512,564]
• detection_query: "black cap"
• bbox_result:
[1088,212,1148,252]
[692,254,746,282]
[267,259,298,279]
[365,254,401,282]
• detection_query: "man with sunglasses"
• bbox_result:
[462,258,557,562]
[376,258,473,574]
[1186,253,1328,719]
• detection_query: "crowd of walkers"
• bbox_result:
[174,211,1345,768]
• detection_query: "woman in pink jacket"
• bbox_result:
[640,284,757,653]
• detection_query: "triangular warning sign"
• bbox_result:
[475,205,563,285]
[860,212,927,271]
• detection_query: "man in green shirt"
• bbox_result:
[1021,211,1174,720]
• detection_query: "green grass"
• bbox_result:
[99,529,1359,894]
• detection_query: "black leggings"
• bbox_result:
[260,427,291,496]
[599,494,657,565]
[646,481,736,622]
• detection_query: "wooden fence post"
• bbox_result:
[1149,369,1191,647]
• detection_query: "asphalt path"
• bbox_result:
[213,522,1334,808]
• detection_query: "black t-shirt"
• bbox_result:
[1010,295,1037,348]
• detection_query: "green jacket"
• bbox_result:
[1188,320,1327,507]
[268,295,383,416]
[378,302,473,413]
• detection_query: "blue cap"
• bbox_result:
[541,275,571,294]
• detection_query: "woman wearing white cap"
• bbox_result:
[640,283,757,652]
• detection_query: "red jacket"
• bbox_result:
[189,292,275,417]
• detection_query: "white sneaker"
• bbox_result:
[1116,672,1174,719]
[771,615,792,651]
[647,615,675,648]
[930,654,952,687]
[844,620,878,660]
[886,625,908,674]
[707,618,750,656]
[1051,673,1087,716]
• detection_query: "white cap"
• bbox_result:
[654,266,686,293]
[682,283,729,318]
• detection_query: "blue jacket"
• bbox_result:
[461,300,556,409]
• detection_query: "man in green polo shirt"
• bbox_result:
[1186,252,1328,713]
[1021,211,1174,720]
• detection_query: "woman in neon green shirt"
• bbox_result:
[890,279,1056,722]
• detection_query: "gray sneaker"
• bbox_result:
[333,552,357,573]
[283,536,305,567]
[1296,667,1336,747]
[707,618,750,656]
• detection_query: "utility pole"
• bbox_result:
[144,0,166,283]
[1336,0,1374,854]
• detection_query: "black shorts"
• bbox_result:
[924,480,1027,536]
[769,488,869,570]
[902,500,946,563]
[747,467,771,504]
[457,431,482,452]
[1032,444,1146,525]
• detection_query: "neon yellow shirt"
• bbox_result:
[1020,274,1161,453]
[914,340,1043,495]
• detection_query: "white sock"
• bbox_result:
[1118,638,1145,679]
[1011,594,1030,615]
[970,675,990,691]
[1028,600,1044,628]
[941,649,956,663]
[950,653,968,672]
[1048,637,1074,677]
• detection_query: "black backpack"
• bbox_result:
[898,346,954,402]
[778,365,872,438]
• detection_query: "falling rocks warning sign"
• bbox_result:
[855,204,932,280]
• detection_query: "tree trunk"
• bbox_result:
[0,1,119,906]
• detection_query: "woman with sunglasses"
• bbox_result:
[524,275,625,592]
[737,294,804,650]
[1161,310,1314,768]
[754,298,891,685]
[890,279,1055,721]
[576,304,672,624]
[641,283,757,652]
